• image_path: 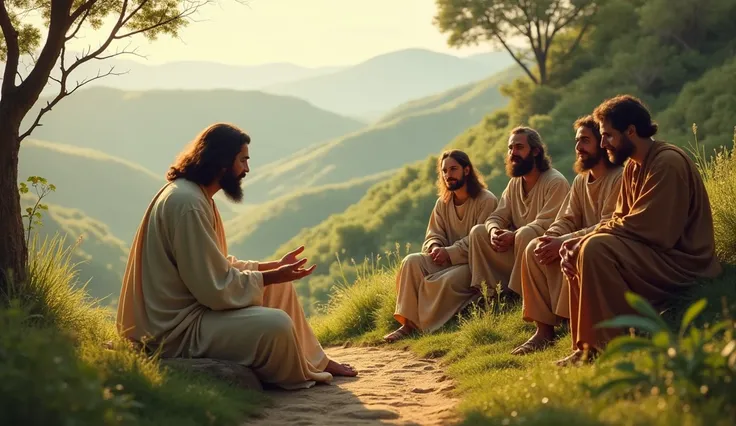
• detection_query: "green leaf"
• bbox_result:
[598,336,656,362]
[625,292,670,330]
[652,330,671,348]
[680,299,707,334]
[596,315,665,334]
[25,207,33,214]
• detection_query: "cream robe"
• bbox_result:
[394,189,498,332]
[116,179,332,390]
[468,168,570,294]
[569,142,722,350]
[519,167,623,326]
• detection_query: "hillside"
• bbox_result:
[225,171,393,261]
[21,194,128,304]
[270,0,736,314]
[241,65,521,205]
[262,48,515,119]
[21,87,366,177]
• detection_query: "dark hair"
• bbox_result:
[573,115,601,142]
[436,149,487,203]
[510,126,551,172]
[592,94,658,138]
[166,123,250,185]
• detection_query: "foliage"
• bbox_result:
[589,292,736,419]
[18,175,56,249]
[433,0,598,85]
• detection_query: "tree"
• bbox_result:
[0,0,227,293]
[433,0,599,85]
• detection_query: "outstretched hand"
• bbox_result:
[264,258,317,285]
[280,245,305,268]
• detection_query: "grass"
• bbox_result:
[310,130,736,426]
[0,234,269,426]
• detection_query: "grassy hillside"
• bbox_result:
[225,171,393,261]
[22,87,366,176]
[263,48,515,119]
[20,194,128,304]
[242,66,520,205]
[270,0,736,314]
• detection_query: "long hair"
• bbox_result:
[592,94,658,137]
[436,149,487,203]
[510,126,552,172]
[166,123,250,185]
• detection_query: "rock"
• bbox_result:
[161,357,263,391]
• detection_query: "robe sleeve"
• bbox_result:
[519,176,570,236]
[485,182,513,234]
[545,176,582,238]
[446,195,499,265]
[173,208,264,310]
[593,150,691,249]
[422,199,450,254]
[227,256,260,271]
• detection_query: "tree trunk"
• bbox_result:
[0,103,26,297]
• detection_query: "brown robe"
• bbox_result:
[519,167,623,325]
[394,189,498,332]
[117,179,332,389]
[468,168,570,294]
[569,141,722,350]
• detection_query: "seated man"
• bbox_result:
[557,95,723,366]
[468,126,570,297]
[383,149,498,342]
[511,115,623,355]
[116,122,356,390]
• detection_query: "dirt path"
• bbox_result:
[247,345,460,425]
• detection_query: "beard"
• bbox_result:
[219,168,246,202]
[573,149,604,174]
[505,152,535,177]
[607,134,635,166]
[445,174,466,191]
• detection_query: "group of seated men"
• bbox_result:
[383,94,723,366]
[115,93,722,391]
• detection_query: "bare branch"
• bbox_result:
[116,1,212,39]
[66,2,96,41]
[484,13,538,85]
[0,1,20,95]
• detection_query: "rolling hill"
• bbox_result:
[262,48,515,119]
[241,65,522,205]
[21,194,129,304]
[21,87,366,177]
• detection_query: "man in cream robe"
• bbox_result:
[557,95,722,366]
[384,150,498,342]
[511,116,623,355]
[468,126,570,297]
[117,123,356,389]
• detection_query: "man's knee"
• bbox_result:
[469,224,488,242]
[578,234,617,269]
[515,227,539,248]
[525,236,542,259]
[401,252,425,268]
[261,309,295,338]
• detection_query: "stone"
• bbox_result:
[161,357,263,391]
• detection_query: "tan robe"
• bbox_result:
[116,179,332,390]
[394,189,498,332]
[468,168,570,294]
[569,142,722,350]
[519,167,623,325]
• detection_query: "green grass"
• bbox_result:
[1,234,269,425]
[309,137,736,425]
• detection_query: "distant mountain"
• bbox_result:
[262,48,516,118]
[242,65,521,204]
[22,195,128,304]
[21,87,366,177]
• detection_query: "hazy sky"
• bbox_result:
[62,0,495,68]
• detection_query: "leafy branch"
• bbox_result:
[18,176,56,250]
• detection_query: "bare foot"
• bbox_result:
[383,325,414,343]
[554,348,598,367]
[510,333,553,355]
[324,359,358,377]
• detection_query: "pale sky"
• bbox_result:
[60,0,495,68]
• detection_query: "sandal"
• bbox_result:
[383,326,413,343]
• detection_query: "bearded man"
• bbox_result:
[511,115,623,355]
[116,123,356,390]
[467,126,570,297]
[556,95,722,366]
[384,149,498,342]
